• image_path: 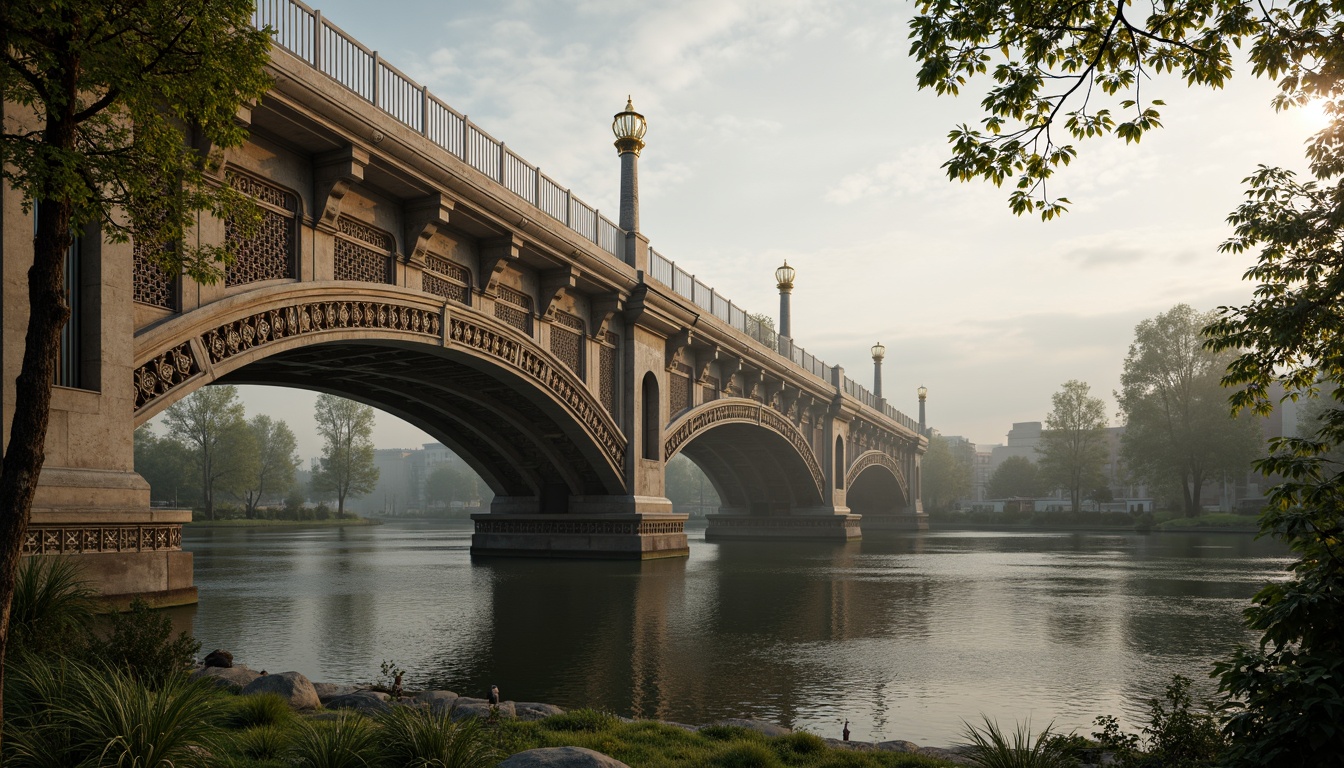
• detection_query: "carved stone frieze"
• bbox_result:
[663,399,825,498]
[474,519,683,536]
[448,317,625,472]
[133,342,199,411]
[24,525,184,555]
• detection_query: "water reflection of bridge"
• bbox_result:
[14,0,927,605]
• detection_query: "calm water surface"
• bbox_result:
[175,522,1288,745]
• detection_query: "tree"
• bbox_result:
[922,434,973,511]
[132,425,192,506]
[1118,305,1263,516]
[161,386,257,521]
[0,0,270,732]
[1037,380,1108,513]
[240,415,300,519]
[986,455,1043,499]
[311,394,379,518]
[908,0,1344,759]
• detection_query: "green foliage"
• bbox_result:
[287,714,379,768]
[163,385,259,521]
[376,706,500,768]
[716,741,782,768]
[958,717,1075,768]
[91,597,201,688]
[1142,676,1225,768]
[542,708,624,733]
[665,454,721,516]
[922,435,974,511]
[311,394,380,517]
[698,725,767,742]
[777,731,827,755]
[986,456,1043,499]
[226,693,295,730]
[4,660,219,768]
[1118,305,1262,517]
[135,424,195,506]
[233,725,291,761]
[242,415,301,519]
[1037,380,1108,514]
[8,556,95,659]
[1091,715,1140,765]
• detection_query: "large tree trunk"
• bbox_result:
[0,194,74,744]
[1182,472,1197,517]
[1189,469,1204,516]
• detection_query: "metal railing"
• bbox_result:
[253,0,623,262]
[251,0,923,437]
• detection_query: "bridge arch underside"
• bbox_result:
[673,424,824,516]
[846,463,908,517]
[155,340,626,509]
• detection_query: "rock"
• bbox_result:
[824,738,874,751]
[312,683,359,703]
[875,740,923,753]
[497,746,630,768]
[515,702,565,721]
[450,697,515,721]
[414,690,460,713]
[919,746,976,766]
[326,691,392,716]
[656,721,699,732]
[705,719,792,737]
[202,649,233,668]
[191,664,261,693]
[240,671,321,710]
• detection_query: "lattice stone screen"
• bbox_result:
[226,172,297,286]
[670,362,693,415]
[423,254,470,305]
[133,237,176,309]
[494,285,533,335]
[600,331,618,418]
[550,311,584,378]
[702,375,719,404]
[335,216,393,283]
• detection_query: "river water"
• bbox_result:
[175,521,1288,746]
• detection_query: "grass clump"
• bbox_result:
[226,693,295,729]
[717,741,783,768]
[376,705,500,767]
[959,717,1075,768]
[9,557,95,659]
[287,714,379,768]
[234,724,291,760]
[542,708,624,733]
[699,724,767,742]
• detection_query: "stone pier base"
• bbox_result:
[858,512,930,532]
[704,513,862,541]
[470,514,690,559]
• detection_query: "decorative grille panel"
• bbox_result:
[600,343,617,417]
[670,362,692,416]
[334,216,393,283]
[550,311,584,378]
[423,254,471,305]
[494,285,533,334]
[703,376,719,404]
[225,172,297,286]
[133,237,176,309]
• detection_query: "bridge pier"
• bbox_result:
[704,510,862,541]
[471,496,688,559]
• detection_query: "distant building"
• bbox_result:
[345,443,487,515]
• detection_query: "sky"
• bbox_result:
[150,0,1326,461]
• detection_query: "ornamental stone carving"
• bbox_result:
[133,343,199,411]
[663,398,825,498]
[474,519,683,536]
[24,525,184,555]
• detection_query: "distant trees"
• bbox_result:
[311,394,380,517]
[986,456,1043,499]
[665,454,720,515]
[1038,380,1108,514]
[133,426,193,506]
[923,435,973,511]
[1117,305,1263,516]
[161,387,257,521]
[241,416,301,519]
[424,462,484,511]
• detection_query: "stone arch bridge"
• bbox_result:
[10,0,927,606]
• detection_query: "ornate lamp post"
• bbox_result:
[775,260,795,340]
[871,342,886,399]
[612,97,647,233]
[917,385,928,434]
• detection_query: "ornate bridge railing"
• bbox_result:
[250,0,925,437]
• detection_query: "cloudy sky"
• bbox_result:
[161,0,1322,459]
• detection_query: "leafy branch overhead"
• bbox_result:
[908,0,1342,218]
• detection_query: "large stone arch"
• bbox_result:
[845,450,910,516]
[663,398,825,513]
[132,284,627,500]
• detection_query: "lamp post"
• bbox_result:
[775,260,795,340]
[612,97,647,234]
[917,385,928,434]
[871,342,886,399]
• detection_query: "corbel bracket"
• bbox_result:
[665,330,695,371]
[479,234,523,296]
[719,355,744,394]
[695,345,722,384]
[740,365,764,402]
[591,292,627,340]
[314,146,370,231]
[404,194,455,267]
[540,266,579,321]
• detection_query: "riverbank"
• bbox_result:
[187,517,382,529]
[930,512,1261,534]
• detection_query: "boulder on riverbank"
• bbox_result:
[326,691,392,716]
[414,690,459,713]
[241,671,321,710]
[312,682,360,703]
[515,702,565,721]
[498,746,630,768]
[203,649,233,668]
[191,664,261,693]
[450,696,515,721]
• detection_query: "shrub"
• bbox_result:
[376,706,500,768]
[1142,675,1224,768]
[91,597,201,687]
[288,713,378,768]
[9,556,95,659]
[4,660,218,768]
[234,724,290,760]
[775,731,826,755]
[959,716,1076,768]
[698,725,765,742]
[225,692,294,729]
[542,708,623,733]
[715,741,782,768]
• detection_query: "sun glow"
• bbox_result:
[1298,97,1335,134]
